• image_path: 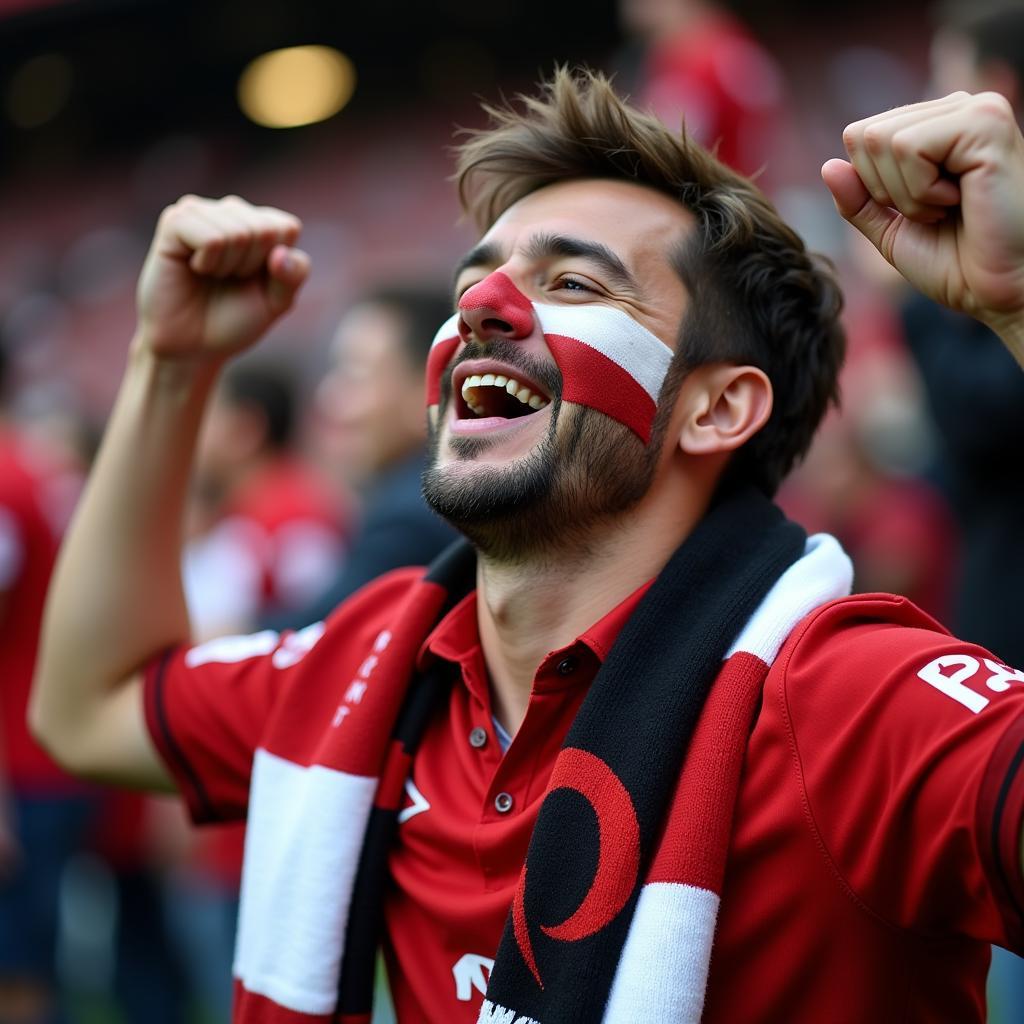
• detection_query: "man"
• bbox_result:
[29,73,1024,1023]
[270,286,458,629]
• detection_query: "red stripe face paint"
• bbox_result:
[426,272,674,444]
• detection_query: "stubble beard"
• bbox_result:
[421,346,660,565]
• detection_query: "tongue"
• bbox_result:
[474,386,535,419]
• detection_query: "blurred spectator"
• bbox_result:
[781,413,955,623]
[902,3,1024,1016]
[614,0,785,182]
[185,361,350,638]
[0,340,96,1024]
[931,0,1024,105]
[88,792,189,1024]
[269,286,458,631]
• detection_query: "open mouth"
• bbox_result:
[456,369,552,421]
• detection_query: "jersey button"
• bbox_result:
[494,792,514,814]
[556,656,578,676]
[469,726,488,749]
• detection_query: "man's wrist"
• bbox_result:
[127,335,224,397]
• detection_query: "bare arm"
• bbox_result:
[29,195,310,788]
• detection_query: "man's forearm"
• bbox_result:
[30,343,218,768]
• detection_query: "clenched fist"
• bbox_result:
[135,194,311,363]
[822,91,1024,365]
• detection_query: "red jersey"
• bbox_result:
[637,12,784,182]
[0,429,73,792]
[144,567,1024,1022]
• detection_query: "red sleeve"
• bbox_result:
[142,567,425,825]
[143,629,297,824]
[777,594,1024,950]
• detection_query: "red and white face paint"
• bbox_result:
[426,271,674,444]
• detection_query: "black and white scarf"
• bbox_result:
[232,487,853,1024]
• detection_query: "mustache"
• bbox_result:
[441,339,563,406]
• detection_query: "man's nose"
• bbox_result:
[457,271,535,342]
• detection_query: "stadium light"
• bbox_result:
[237,45,356,129]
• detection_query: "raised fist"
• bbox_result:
[823,92,1024,359]
[135,194,311,362]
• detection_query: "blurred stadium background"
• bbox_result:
[0,0,934,418]
[1,1,1021,1022]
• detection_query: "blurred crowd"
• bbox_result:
[2,1,1024,1022]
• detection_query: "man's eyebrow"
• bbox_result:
[450,233,642,299]
[524,233,640,293]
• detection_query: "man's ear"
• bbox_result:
[676,363,773,456]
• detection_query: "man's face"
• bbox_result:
[422,178,691,561]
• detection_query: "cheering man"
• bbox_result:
[30,73,1024,1023]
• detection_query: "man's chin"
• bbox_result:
[421,404,658,564]
[422,457,548,524]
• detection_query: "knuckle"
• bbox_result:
[973,91,1015,125]
[890,130,911,159]
[219,194,253,216]
[266,207,301,230]
[160,197,188,222]
[862,126,886,155]
[173,193,204,214]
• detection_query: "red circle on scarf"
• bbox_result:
[512,747,641,988]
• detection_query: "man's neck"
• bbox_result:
[476,487,706,735]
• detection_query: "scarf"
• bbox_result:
[232,488,853,1024]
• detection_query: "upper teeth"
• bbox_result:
[461,373,549,415]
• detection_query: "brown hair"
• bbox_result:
[455,67,845,496]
